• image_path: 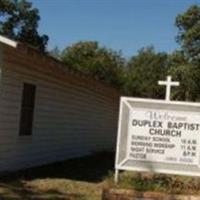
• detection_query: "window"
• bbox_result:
[19,83,36,136]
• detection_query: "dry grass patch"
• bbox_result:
[25,178,104,200]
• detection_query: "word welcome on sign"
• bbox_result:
[115,97,200,182]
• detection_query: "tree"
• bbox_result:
[176,5,200,63]
[0,0,48,51]
[61,41,125,89]
[172,5,200,101]
[167,50,199,101]
[124,46,168,99]
[49,46,61,60]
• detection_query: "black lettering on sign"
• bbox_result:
[132,119,163,128]
[149,128,181,137]
[129,153,146,159]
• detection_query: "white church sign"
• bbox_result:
[115,76,200,182]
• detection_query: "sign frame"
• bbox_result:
[115,97,200,182]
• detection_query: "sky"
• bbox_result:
[31,0,200,57]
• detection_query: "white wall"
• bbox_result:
[0,44,119,172]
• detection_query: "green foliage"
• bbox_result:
[172,4,200,101]
[167,50,200,101]
[60,41,126,89]
[176,5,200,63]
[124,46,168,99]
[0,0,48,51]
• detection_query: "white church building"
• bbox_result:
[0,36,120,172]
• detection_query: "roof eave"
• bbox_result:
[0,35,18,48]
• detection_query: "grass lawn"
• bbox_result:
[0,152,114,200]
[1,152,200,200]
[112,171,200,195]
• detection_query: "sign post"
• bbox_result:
[115,76,200,183]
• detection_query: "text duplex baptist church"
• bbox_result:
[132,110,200,137]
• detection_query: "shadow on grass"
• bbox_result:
[1,151,114,183]
[0,152,114,199]
[0,182,68,200]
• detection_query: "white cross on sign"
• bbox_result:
[158,76,180,101]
